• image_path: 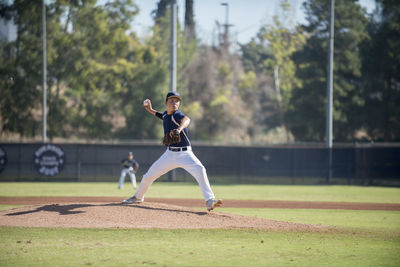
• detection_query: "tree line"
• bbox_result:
[0,0,399,143]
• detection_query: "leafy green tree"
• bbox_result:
[0,0,167,140]
[287,0,369,141]
[239,1,306,143]
[0,1,44,139]
[115,32,169,139]
[361,0,400,141]
[239,30,282,140]
[240,31,272,74]
[260,1,307,142]
[264,20,306,112]
[62,1,139,138]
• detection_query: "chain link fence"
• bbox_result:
[0,143,399,185]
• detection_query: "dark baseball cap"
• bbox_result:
[165,91,181,102]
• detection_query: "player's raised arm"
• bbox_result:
[143,99,163,119]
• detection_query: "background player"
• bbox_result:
[122,92,222,211]
[119,152,139,189]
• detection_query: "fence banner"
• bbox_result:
[33,144,65,176]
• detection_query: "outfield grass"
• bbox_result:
[0,227,399,267]
[1,182,399,203]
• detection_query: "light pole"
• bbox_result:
[326,0,335,183]
[170,0,177,93]
[169,0,177,182]
[42,0,47,143]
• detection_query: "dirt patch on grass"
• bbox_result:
[0,201,328,231]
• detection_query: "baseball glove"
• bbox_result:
[162,129,181,145]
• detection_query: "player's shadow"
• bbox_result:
[6,203,208,216]
[115,203,208,216]
[6,204,92,216]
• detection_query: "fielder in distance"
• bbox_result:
[122,91,222,211]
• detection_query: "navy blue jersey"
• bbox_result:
[121,158,138,169]
[162,110,191,147]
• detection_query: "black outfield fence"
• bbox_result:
[0,142,399,185]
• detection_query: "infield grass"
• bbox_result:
[0,182,399,203]
[0,227,399,267]
[219,208,400,234]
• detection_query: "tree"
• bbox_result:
[239,30,283,142]
[287,0,369,141]
[0,0,165,140]
[240,32,271,74]
[152,0,171,25]
[0,1,45,139]
[361,0,400,141]
[184,0,195,41]
[50,0,140,139]
[261,1,307,141]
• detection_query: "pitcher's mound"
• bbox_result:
[0,202,326,231]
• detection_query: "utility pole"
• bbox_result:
[42,0,47,143]
[220,2,233,50]
[326,0,335,183]
[169,0,177,182]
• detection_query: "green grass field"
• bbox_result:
[0,227,398,267]
[0,182,399,266]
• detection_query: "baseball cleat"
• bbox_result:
[122,196,143,204]
[206,198,222,211]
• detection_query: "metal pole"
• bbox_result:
[225,3,229,26]
[326,0,334,183]
[169,0,177,182]
[221,2,229,48]
[42,0,47,143]
[170,0,177,93]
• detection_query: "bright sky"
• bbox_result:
[2,0,377,44]
[131,0,376,45]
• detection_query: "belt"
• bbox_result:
[168,146,190,152]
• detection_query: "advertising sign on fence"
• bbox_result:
[34,144,65,176]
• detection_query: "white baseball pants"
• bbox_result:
[119,169,136,189]
[134,147,215,201]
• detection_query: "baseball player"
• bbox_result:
[122,91,222,211]
[118,152,139,189]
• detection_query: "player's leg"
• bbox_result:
[177,150,215,201]
[118,169,127,189]
[129,172,137,188]
[134,150,177,200]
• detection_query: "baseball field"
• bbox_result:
[0,182,399,266]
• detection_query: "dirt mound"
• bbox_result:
[0,201,326,231]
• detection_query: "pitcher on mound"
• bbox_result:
[122,91,222,211]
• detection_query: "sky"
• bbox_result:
[1,0,377,44]
[131,0,377,46]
